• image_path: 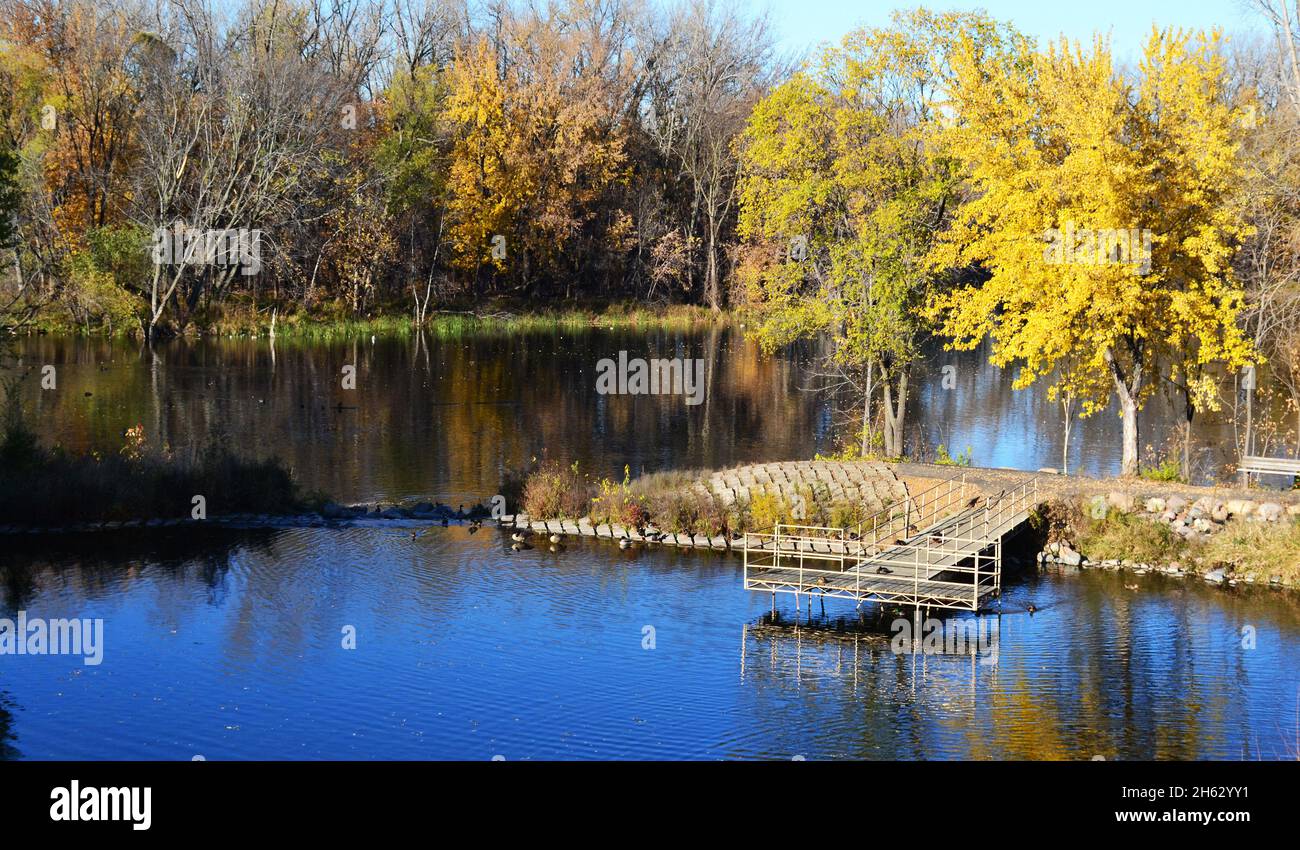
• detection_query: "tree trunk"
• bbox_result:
[704,214,721,313]
[1061,398,1072,475]
[1119,390,1139,477]
[882,371,908,459]
[1244,375,1255,459]
[1104,345,1143,477]
[861,361,874,456]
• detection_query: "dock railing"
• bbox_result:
[743,476,1040,612]
[855,471,969,552]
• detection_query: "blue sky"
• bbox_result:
[761,1,1265,62]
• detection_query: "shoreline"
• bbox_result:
[5,456,1298,593]
[17,301,734,340]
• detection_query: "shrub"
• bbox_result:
[645,489,730,536]
[0,417,306,524]
[747,491,790,532]
[934,444,973,467]
[590,466,647,527]
[695,494,731,536]
[614,498,649,529]
[829,499,866,531]
[646,489,700,534]
[1139,456,1183,483]
[520,460,591,519]
[64,225,150,334]
[1030,498,1080,545]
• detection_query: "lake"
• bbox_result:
[1,328,1297,759]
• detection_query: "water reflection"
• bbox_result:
[4,328,1266,498]
[735,574,1300,760]
[0,693,15,759]
[0,530,275,610]
[0,524,1295,760]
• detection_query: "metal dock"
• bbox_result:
[742,474,1040,612]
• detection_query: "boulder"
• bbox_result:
[1203,567,1226,584]
[1257,502,1284,522]
[1108,491,1136,513]
[1144,497,1166,513]
[1165,495,1188,514]
[1058,544,1083,566]
[1226,499,1256,518]
[1211,503,1229,523]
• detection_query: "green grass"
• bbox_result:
[31,299,730,340]
[1201,519,1300,584]
[1075,508,1187,564]
[1067,499,1300,583]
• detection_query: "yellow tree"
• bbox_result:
[929,29,1253,476]
[443,2,630,290]
[737,11,1017,457]
[23,1,138,244]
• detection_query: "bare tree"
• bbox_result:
[130,0,365,338]
[643,0,777,311]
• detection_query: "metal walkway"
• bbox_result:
[742,474,1040,612]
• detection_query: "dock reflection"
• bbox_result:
[740,609,1004,701]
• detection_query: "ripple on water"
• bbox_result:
[1,527,1299,759]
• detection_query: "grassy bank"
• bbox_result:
[1036,498,1300,586]
[0,413,319,526]
[31,299,730,340]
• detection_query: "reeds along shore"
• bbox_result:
[27,297,730,342]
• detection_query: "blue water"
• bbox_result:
[2,525,1297,760]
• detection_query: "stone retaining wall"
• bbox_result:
[705,460,911,513]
